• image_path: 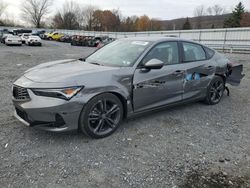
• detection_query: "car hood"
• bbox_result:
[24,59,119,84]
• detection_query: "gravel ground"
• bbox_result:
[0,41,249,188]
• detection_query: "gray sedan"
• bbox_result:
[12,37,244,138]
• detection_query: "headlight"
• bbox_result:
[32,86,83,100]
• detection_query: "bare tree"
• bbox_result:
[80,5,97,30]
[212,4,224,15]
[194,5,206,17]
[21,0,52,28]
[62,1,81,17]
[0,0,7,18]
[207,7,213,15]
[52,1,80,29]
[207,4,224,15]
[194,5,206,29]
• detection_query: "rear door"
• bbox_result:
[180,42,216,100]
[133,41,185,112]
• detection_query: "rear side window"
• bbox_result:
[182,42,206,62]
[204,46,215,59]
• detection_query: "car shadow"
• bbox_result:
[19,98,223,142]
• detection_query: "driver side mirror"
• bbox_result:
[144,59,164,69]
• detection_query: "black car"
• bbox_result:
[12,29,32,35]
[32,30,46,37]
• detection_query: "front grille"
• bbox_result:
[13,85,30,101]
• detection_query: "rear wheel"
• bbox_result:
[79,93,123,139]
[204,76,225,105]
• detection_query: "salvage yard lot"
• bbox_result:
[0,41,250,187]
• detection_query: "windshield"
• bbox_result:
[9,36,20,39]
[86,40,151,67]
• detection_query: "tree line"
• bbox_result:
[0,0,249,31]
[183,2,249,30]
[50,1,162,32]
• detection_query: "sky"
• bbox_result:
[2,0,250,24]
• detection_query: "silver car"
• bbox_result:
[12,37,244,138]
[5,35,22,46]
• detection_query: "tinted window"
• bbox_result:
[183,42,206,62]
[143,42,179,65]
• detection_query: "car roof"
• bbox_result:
[120,36,196,43]
[8,35,20,38]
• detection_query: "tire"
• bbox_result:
[204,76,225,105]
[79,93,123,139]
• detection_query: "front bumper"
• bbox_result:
[6,41,22,45]
[13,88,84,132]
[28,41,41,46]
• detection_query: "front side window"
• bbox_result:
[183,42,206,62]
[142,42,179,65]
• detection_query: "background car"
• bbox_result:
[0,31,3,42]
[58,35,72,43]
[97,37,116,48]
[20,33,31,44]
[1,34,12,44]
[5,35,22,46]
[25,35,42,46]
[12,29,32,35]
[71,35,86,46]
[32,30,46,37]
[40,31,52,40]
[46,32,65,40]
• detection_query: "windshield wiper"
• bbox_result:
[89,62,104,66]
[79,58,85,62]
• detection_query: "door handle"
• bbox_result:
[205,66,214,70]
[173,70,184,75]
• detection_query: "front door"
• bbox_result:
[133,41,184,112]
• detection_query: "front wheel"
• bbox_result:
[79,93,123,139]
[204,76,225,105]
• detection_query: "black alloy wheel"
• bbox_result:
[79,93,123,138]
[205,76,225,105]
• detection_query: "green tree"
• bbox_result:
[224,2,245,28]
[182,17,192,30]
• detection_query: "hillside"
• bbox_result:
[161,14,230,30]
